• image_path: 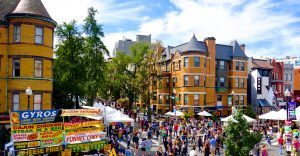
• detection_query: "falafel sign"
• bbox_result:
[61,109,101,117]
[10,110,59,125]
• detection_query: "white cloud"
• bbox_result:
[42,0,147,24]
[103,0,300,57]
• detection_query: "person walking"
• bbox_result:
[277,135,284,155]
[126,134,131,148]
[145,137,152,156]
[189,146,197,156]
[261,144,268,156]
[124,146,132,156]
[204,142,210,156]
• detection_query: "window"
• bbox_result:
[184,57,188,67]
[236,62,240,70]
[275,73,278,80]
[35,27,43,44]
[278,85,281,93]
[204,76,206,86]
[166,95,169,104]
[241,62,245,71]
[12,93,20,111]
[285,74,288,81]
[0,57,1,69]
[13,25,21,42]
[184,75,188,86]
[290,74,293,81]
[219,60,225,69]
[34,93,42,110]
[153,92,157,100]
[235,78,239,88]
[204,58,206,67]
[34,59,43,77]
[166,78,170,87]
[235,95,239,105]
[240,78,244,88]
[194,75,200,86]
[194,94,199,106]
[217,95,222,102]
[272,85,276,92]
[178,60,181,70]
[204,94,206,105]
[166,62,170,71]
[173,62,175,71]
[194,57,200,67]
[13,59,20,77]
[240,95,244,105]
[159,95,162,104]
[219,77,225,87]
[184,94,188,105]
[173,77,177,87]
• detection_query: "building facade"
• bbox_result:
[271,59,284,97]
[248,58,274,114]
[113,34,151,56]
[150,35,248,116]
[0,0,56,114]
[283,64,294,92]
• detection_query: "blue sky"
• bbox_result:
[43,0,300,58]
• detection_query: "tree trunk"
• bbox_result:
[75,94,79,109]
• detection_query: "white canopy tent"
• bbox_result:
[198,111,212,117]
[221,114,256,123]
[165,110,184,116]
[165,111,174,116]
[258,111,277,120]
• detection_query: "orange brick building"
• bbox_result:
[0,0,56,117]
[150,35,248,116]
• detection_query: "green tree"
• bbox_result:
[54,21,85,109]
[244,106,257,119]
[83,7,108,106]
[224,110,262,156]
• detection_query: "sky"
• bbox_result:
[42,0,300,58]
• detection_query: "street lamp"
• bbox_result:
[172,89,176,112]
[284,89,291,120]
[25,87,32,110]
[231,90,235,114]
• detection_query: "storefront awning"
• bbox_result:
[258,99,274,107]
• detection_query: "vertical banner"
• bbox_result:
[288,102,297,120]
[228,95,232,107]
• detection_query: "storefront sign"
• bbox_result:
[16,145,63,156]
[39,130,63,140]
[12,122,62,134]
[40,137,64,147]
[12,133,39,142]
[65,127,103,136]
[65,132,106,144]
[288,102,297,120]
[10,110,59,125]
[61,109,102,117]
[66,140,106,152]
[64,121,102,130]
[14,141,40,150]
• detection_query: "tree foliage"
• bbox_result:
[224,110,262,156]
[53,7,107,108]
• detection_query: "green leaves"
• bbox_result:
[224,110,262,156]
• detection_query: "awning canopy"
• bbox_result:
[258,99,273,107]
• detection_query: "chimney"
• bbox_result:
[240,44,245,52]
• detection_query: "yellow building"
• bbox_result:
[0,0,56,114]
[150,35,248,116]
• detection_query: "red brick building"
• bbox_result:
[271,59,284,98]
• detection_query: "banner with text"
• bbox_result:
[16,145,63,156]
[14,141,40,150]
[61,109,102,117]
[64,121,102,130]
[12,130,63,143]
[10,110,59,125]
[65,132,106,144]
[66,140,107,152]
[65,127,103,136]
[12,122,62,134]
[288,102,297,120]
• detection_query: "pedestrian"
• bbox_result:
[145,137,152,156]
[126,134,131,148]
[204,142,210,156]
[163,137,169,152]
[156,146,164,156]
[198,136,203,153]
[210,136,216,155]
[189,145,197,156]
[124,146,132,156]
[261,144,268,156]
[181,141,188,156]
[277,135,284,155]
